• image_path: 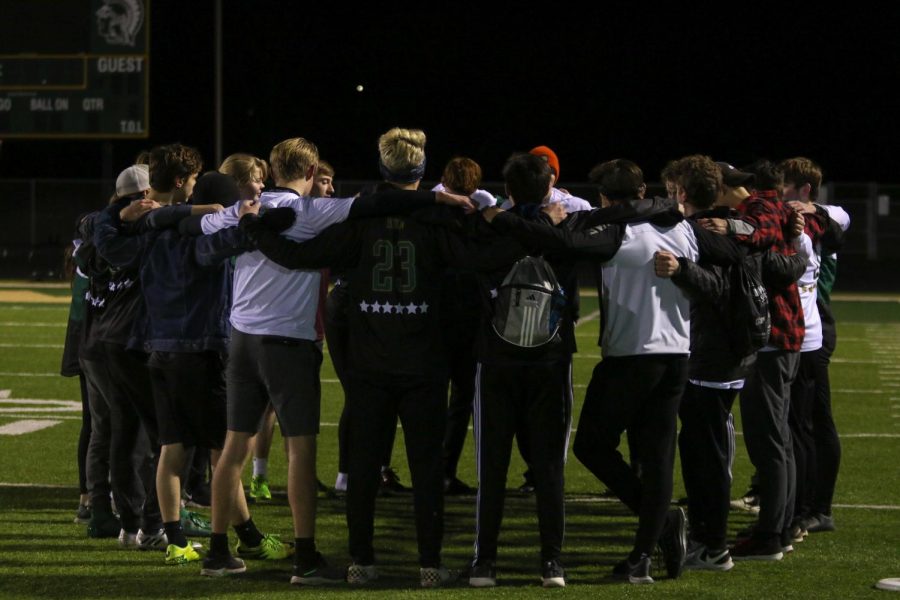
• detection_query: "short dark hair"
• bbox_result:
[502,153,552,205]
[588,159,644,200]
[660,159,680,184]
[149,143,203,192]
[743,159,783,192]
[674,154,721,210]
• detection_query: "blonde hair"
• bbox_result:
[219,153,269,186]
[269,138,319,183]
[316,160,335,178]
[378,128,426,173]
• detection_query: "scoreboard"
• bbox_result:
[0,0,149,138]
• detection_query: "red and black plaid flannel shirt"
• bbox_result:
[735,190,808,351]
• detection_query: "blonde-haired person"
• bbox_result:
[220,153,269,202]
[198,137,473,584]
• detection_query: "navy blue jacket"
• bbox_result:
[94,204,249,353]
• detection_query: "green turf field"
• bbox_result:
[1,283,898,598]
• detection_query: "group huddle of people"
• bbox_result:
[60,126,849,588]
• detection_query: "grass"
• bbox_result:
[0,285,898,599]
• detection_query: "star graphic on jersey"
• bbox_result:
[406,302,418,314]
[419,302,429,314]
[392,303,403,314]
[371,301,382,313]
[381,302,393,313]
[359,301,370,313]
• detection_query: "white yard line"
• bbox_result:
[0,322,66,327]
[0,420,62,435]
[0,343,64,349]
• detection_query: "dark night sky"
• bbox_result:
[2,3,899,183]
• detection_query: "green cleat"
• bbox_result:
[180,508,212,537]
[165,543,201,565]
[249,475,272,501]
[235,533,294,560]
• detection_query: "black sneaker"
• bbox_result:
[658,508,687,579]
[517,471,536,494]
[612,554,653,584]
[380,467,410,496]
[444,477,477,496]
[731,535,783,561]
[87,510,122,539]
[201,553,247,577]
[805,513,836,533]
[468,560,497,587]
[290,552,346,585]
[74,503,91,524]
[541,559,566,588]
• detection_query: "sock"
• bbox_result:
[334,472,348,492]
[209,532,230,556]
[233,517,264,548]
[294,537,316,566]
[252,458,268,478]
[163,520,188,548]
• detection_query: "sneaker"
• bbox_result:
[517,471,536,495]
[420,565,456,588]
[87,511,121,539]
[806,513,835,533]
[612,554,653,584]
[290,552,346,585]
[347,563,378,585]
[316,478,329,493]
[444,477,477,495]
[201,553,247,577]
[790,523,808,543]
[541,559,566,588]
[249,475,272,501]
[184,485,212,508]
[137,528,168,551]
[685,545,734,571]
[180,508,212,537]
[780,529,795,554]
[74,503,91,524]
[731,536,783,561]
[658,508,687,579]
[118,529,139,549]
[468,561,497,588]
[380,467,410,495]
[165,543,201,565]
[730,490,761,514]
[235,533,293,560]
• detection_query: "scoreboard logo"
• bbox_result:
[95,0,144,47]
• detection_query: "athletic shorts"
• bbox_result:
[226,330,322,437]
[148,350,227,450]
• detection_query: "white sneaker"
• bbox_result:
[347,563,377,585]
[118,529,139,549]
[685,545,734,571]
[136,528,168,551]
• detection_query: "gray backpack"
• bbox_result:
[491,256,567,349]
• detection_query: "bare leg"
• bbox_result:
[286,435,317,538]
[157,443,187,523]
[211,430,253,534]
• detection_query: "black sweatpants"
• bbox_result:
[678,383,739,550]
[77,373,91,496]
[573,355,687,558]
[325,284,397,473]
[101,342,162,532]
[441,324,478,481]
[789,351,817,520]
[811,310,841,515]
[81,356,153,532]
[472,360,571,564]
[345,373,446,567]
[739,350,800,538]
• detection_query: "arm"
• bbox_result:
[92,205,153,269]
[142,204,193,232]
[347,188,474,219]
[761,250,806,288]
[689,220,746,266]
[242,215,361,270]
[670,257,728,303]
[193,227,253,267]
[489,210,625,260]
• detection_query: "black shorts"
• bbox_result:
[148,350,227,450]
[227,330,322,437]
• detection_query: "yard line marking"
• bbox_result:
[0,343,64,349]
[0,399,81,413]
[832,358,893,365]
[0,414,80,420]
[0,390,9,399]
[0,372,58,377]
[576,310,601,327]
[0,420,62,435]
[563,496,900,510]
[0,322,66,327]
[2,306,69,311]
